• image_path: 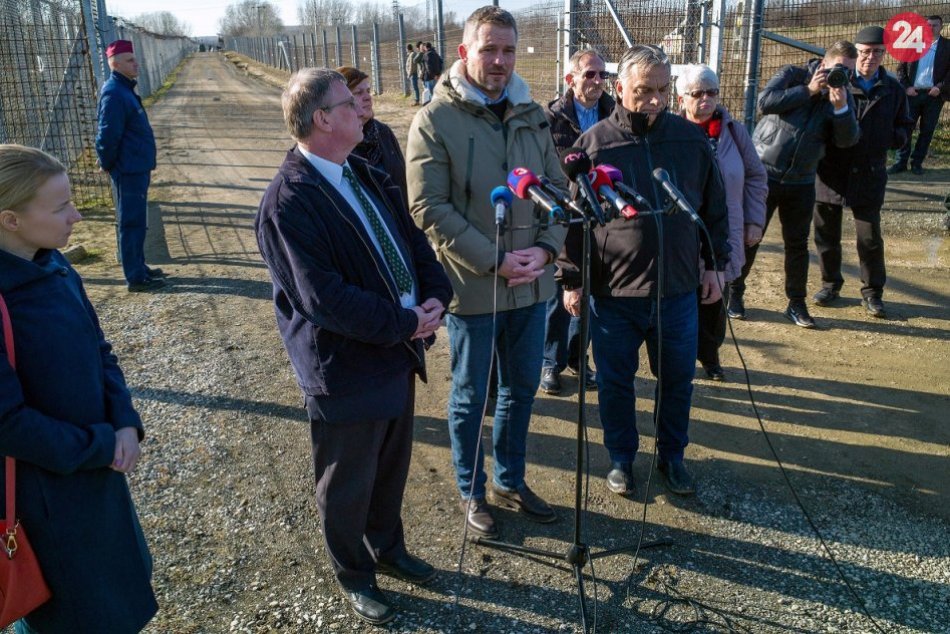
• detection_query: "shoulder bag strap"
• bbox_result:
[0,293,16,536]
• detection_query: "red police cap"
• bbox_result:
[106,40,134,57]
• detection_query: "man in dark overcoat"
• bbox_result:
[813,26,913,318]
[255,68,452,626]
[95,39,166,292]
[892,15,949,175]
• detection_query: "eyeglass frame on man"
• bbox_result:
[320,95,357,112]
[581,70,611,80]
[856,46,886,58]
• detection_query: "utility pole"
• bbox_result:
[255,3,263,36]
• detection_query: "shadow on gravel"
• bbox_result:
[130,386,306,423]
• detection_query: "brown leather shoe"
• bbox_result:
[461,497,498,538]
[490,483,557,523]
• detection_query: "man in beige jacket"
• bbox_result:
[407,6,568,539]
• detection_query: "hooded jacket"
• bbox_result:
[816,66,913,208]
[752,59,860,185]
[256,150,452,423]
[0,249,156,633]
[559,105,730,298]
[407,60,568,315]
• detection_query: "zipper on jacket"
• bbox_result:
[464,135,475,209]
[642,135,668,299]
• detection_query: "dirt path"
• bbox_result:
[69,53,949,633]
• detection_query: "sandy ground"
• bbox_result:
[64,53,949,633]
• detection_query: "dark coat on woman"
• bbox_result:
[0,249,156,633]
[352,118,408,209]
[816,66,912,209]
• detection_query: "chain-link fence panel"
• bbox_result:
[0,0,109,205]
[101,17,195,99]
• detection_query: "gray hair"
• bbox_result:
[570,48,606,73]
[617,45,669,82]
[462,6,518,45]
[282,68,345,141]
[675,64,720,95]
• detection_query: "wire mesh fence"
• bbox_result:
[225,0,946,166]
[0,0,193,207]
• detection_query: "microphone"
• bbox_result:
[507,167,567,223]
[538,176,587,219]
[652,168,702,225]
[590,165,638,219]
[559,147,607,226]
[490,185,512,227]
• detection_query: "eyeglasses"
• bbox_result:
[320,96,357,112]
[581,70,611,80]
[857,47,886,58]
[686,88,720,99]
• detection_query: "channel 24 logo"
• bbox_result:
[884,12,938,63]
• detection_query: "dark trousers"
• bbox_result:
[111,171,151,285]
[310,376,414,592]
[814,201,886,299]
[896,93,944,168]
[543,283,584,373]
[731,180,814,301]
[697,286,728,367]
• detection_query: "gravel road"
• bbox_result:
[61,53,950,634]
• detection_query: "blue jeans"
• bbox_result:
[446,302,546,499]
[410,75,420,102]
[543,283,583,372]
[111,171,151,284]
[591,292,697,464]
[423,79,435,103]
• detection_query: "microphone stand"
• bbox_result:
[473,193,672,633]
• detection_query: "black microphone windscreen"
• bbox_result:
[559,147,593,181]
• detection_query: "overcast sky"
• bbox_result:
[105,0,539,38]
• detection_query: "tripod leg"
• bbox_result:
[574,563,589,633]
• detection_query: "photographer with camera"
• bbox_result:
[729,41,859,329]
[813,26,912,318]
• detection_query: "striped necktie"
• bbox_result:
[342,166,412,295]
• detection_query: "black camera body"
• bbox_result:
[825,64,852,88]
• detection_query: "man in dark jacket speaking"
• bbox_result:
[813,26,911,318]
[255,68,453,626]
[561,45,730,496]
[95,39,166,292]
[729,41,860,328]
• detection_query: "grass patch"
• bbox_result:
[143,55,191,107]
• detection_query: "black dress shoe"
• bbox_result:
[701,363,725,381]
[490,483,557,523]
[727,293,746,320]
[377,552,436,585]
[127,278,167,293]
[605,462,634,495]
[343,586,395,625]
[886,163,906,175]
[658,460,696,496]
[911,165,924,175]
[863,296,886,318]
[812,287,840,306]
[567,364,597,390]
[461,497,498,538]
[145,266,167,278]
[783,300,816,328]
[539,368,562,395]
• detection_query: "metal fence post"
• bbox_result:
[372,23,382,95]
[322,29,329,66]
[562,0,573,83]
[435,0,444,59]
[351,25,359,67]
[398,13,408,97]
[335,26,342,66]
[743,0,765,131]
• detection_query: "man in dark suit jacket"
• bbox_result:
[892,15,949,175]
[255,68,453,626]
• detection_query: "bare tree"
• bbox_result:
[220,0,284,37]
[296,0,353,28]
[131,11,191,36]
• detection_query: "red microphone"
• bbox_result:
[590,165,639,219]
